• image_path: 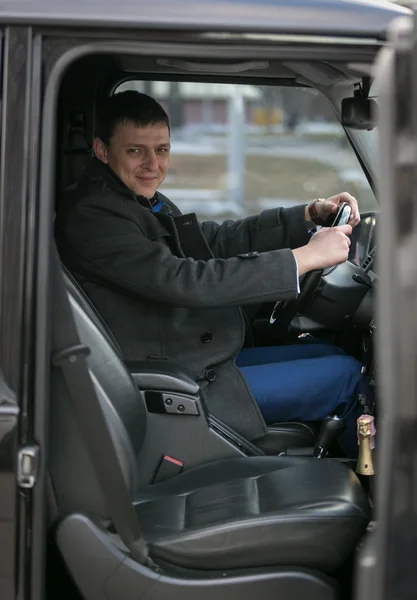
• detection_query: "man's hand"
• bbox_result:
[306,192,360,227]
[293,225,352,276]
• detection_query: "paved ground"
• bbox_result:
[170,134,359,172]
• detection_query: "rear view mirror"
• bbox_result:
[342,95,377,130]
[342,78,377,130]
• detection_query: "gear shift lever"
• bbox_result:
[313,415,347,458]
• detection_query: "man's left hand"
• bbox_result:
[315,192,360,227]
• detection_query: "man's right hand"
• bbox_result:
[292,224,352,276]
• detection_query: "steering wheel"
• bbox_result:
[269,202,352,338]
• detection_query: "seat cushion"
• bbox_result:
[134,456,370,571]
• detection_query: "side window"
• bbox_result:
[116,81,376,222]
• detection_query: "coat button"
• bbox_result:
[205,369,216,382]
[201,332,213,343]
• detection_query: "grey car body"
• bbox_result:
[0,2,413,600]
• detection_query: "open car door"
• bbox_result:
[0,25,43,600]
[355,11,417,600]
[0,29,20,600]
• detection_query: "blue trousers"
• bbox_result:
[236,340,367,457]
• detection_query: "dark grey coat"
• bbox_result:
[55,158,311,439]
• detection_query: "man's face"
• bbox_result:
[94,121,170,198]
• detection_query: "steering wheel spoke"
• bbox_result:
[269,300,288,324]
[269,269,323,334]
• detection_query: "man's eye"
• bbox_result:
[128,148,140,154]
[158,148,169,154]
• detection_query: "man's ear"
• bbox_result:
[93,137,108,163]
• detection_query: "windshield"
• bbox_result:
[115,80,377,222]
[344,74,379,202]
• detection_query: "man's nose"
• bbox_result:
[143,150,159,170]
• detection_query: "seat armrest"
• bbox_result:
[254,422,318,455]
[125,360,199,395]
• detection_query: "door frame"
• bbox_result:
[355,13,417,600]
[0,25,43,600]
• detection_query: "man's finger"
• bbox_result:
[339,224,353,236]
[349,212,361,226]
[340,192,357,204]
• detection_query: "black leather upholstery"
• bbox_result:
[62,267,320,450]
[127,360,200,395]
[49,276,371,574]
[135,456,369,571]
[255,422,319,454]
[63,265,125,357]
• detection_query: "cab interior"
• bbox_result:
[44,42,379,600]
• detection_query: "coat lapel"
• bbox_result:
[173,213,214,261]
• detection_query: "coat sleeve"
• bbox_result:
[58,198,300,309]
[201,205,311,258]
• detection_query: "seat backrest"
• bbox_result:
[49,282,148,521]
[62,265,124,357]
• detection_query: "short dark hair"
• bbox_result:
[95,90,170,144]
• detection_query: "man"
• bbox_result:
[55,90,367,456]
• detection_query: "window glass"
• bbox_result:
[116,80,376,222]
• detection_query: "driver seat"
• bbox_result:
[62,266,320,454]
[48,268,371,600]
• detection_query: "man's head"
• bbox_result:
[94,91,171,198]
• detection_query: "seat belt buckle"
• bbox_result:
[152,455,183,484]
[52,344,90,366]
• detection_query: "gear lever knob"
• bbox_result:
[313,415,347,458]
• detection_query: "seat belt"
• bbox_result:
[50,246,157,569]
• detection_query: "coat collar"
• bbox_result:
[83,157,160,210]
